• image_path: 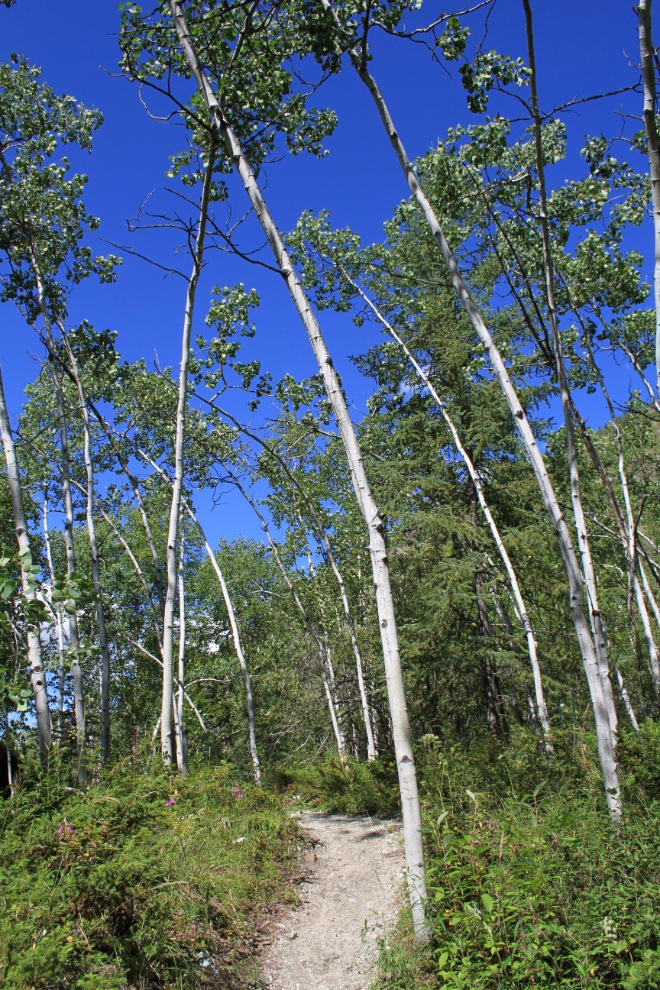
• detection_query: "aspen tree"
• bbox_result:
[43,496,65,737]
[322,0,621,817]
[164,1,429,928]
[127,440,262,779]
[60,326,112,759]
[176,516,188,774]
[160,141,216,765]
[0,370,51,765]
[637,0,660,397]
[184,506,262,781]
[521,1,619,742]
[343,271,553,751]
[32,270,87,783]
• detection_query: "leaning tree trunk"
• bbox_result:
[169,2,429,932]
[298,513,376,760]
[160,141,216,766]
[31,257,87,783]
[175,515,187,775]
[522,0,619,743]
[638,0,660,398]
[345,272,553,750]
[185,505,261,782]
[43,495,66,739]
[226,465,347,757]
[321,0,621,818]
[61,326,112,760]
[0,370,51,766]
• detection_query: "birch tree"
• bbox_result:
[119,1,429,929]
[0,370,51,765]
[159,141,216,765]
[314,0,621,817]
[637,0,660,397]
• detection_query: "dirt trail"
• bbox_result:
[259,812,405,990]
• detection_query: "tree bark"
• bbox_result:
[169,1,429,931]
[299,515,376,759]
[328,0,620,818]
[160,139,216,765]
[522,0,620,806]
[638,0,660,397]
[30,258,87,783]
[175,514,187,775]
[0,369,51,766]
[185,505,261,781]
[60,326,112,760]
[43,495,66,740]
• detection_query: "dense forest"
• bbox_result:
[2,0,660,987]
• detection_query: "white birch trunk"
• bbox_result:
[615,665,640,731]
[43,496,66,738]
[346,272,553,750]
[638,0,660,397]
[523,0,619,752]
[185,505,261,781]
[329,0,620,818]
[634,567,660,690]
[578,334,660,699]
[0,370,51,765]
[30,260,87,783]
[175,516,187,775]
[300,518,375,759]
[226,467,345,756]
[160,140,216,766]
[61,328,112,759]
[169,1,429,930]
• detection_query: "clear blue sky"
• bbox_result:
[0,0,651,545]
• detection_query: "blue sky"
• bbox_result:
[0,0,653,546]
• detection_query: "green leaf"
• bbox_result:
[482,893,494,914]
[437,951,449,971]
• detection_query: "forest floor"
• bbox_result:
[258,811,405,990]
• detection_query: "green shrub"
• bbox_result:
[0,763,296,989]
[275,753,400,816]
[375,728,660,989]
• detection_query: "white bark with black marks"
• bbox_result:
[325,0,620,818]
[0,370,51,765]
[168,1,428,932]
[160,141,216,765]
[638,0,660,396]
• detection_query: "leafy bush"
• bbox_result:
[375,728,660,989]
[275,753,401,816]
[0,763,296,989]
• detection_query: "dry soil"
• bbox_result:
[259,811,405,990]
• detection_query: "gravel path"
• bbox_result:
[259,812,405,990]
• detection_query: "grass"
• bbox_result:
[0,761,298,989]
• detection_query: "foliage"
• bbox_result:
[373,730,660,989]
[275,753,401,816]
[0,763,297,989]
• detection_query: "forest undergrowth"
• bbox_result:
[2,724,660,989]
[362,726,660,990]
[281,724,660,990]
[0,762,298,990]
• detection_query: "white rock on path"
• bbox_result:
[260,812,405,990]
